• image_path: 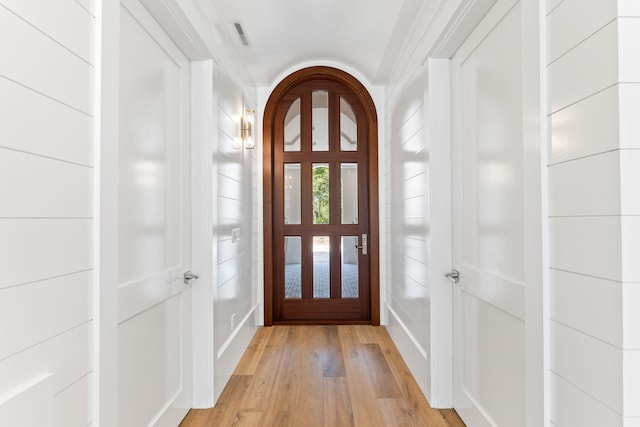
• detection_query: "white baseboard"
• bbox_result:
[385,304,432,403]
[213,303,259,403]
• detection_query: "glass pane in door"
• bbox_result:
[284,236,301,298]
[312,164,329,224]
[312,91,329,151]
[340,98,357,151]
[341,236,359,298]
[284,164,301,224]
[284,98,301,152]
[341,163,358,224]
[313,236,330,298]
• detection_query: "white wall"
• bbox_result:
[383,66,434,397]
[0,1,95,426]
[212,65,260,401]
[547,0,640,425]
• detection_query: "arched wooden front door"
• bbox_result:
[263,67,379,325]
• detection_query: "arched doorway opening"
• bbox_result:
[263,66,380,325]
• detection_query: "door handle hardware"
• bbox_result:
[354,233,368,255]
[183,270,199,285]
[445,269,460,283]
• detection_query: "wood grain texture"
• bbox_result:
[180,326,465,427]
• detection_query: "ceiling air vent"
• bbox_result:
[234,22,249,46]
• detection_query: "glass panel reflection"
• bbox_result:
[284,164,301,224]
[313,236,330,298]
[312,91,329,151]
[312,164,330,224]
[284,98,301,152]
[341,163,358,224]
[341,236,359,298]
[340,98,357,151]
[284,236,301,298]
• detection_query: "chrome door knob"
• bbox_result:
[183,270,199,285]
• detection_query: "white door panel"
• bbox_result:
[117,0,191,425]
[452,0,526,425]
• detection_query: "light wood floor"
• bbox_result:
[180,325,465,427]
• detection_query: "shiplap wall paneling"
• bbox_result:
[548,0,640,424]
[0,0,95,426]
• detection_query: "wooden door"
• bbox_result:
[265,68,379,324]
[451,0,527,425]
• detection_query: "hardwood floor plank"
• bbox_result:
[289,326,324,427]
[238,326,291,413]
[354,324,380,344]
[379,398,427,427]
[439,409,467,427]
[234,327,273,375]
[177,409,209,426]
[323,377,355,427]
[260,326,305,426]
[179,326,465,427]
[231,411,265,426]
[362,343,402,398]
[339,326,387,427]
[375,328,450,427]
[197,375,251,426]
[318,325,346,377]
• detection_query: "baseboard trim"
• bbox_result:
[385,303,431,402]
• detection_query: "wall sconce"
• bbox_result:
[241,108,255,149]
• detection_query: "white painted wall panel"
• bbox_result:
[620,84,640,149]
[0,373,53,427]
[53,373,92,427]
[619,1,640,17]
[621,151,640,215]
[0,219,92,289]
[0,148,92,218]
[0,323,92,397]
[551,321,623,414]
[0,78,93,166]
[551,373,622,427]
[1,0,95,64]
[621,217,640,283]
[546,0,564,14]
[619,18,640,82]
[0,0,94,424]
[549,216,621,281]
[0,7,93,114]
[547,0,616,64]
[550,269,622,348]
[0,271,91,360]
[548,21,618,113]
[548,150,621,217]
[625,351,640,416]
[74,0,96,17]
[623,284,640,350]
[549,85,619,164]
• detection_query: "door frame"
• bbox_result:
[262,66,380,326]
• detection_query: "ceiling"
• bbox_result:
[211,0,425,86]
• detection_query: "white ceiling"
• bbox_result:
[211,0,425,86]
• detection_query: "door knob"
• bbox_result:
[354,233,368,255]
[445,269,460,283]
[183,270,199,285]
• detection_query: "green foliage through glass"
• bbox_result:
[312,165,329,224]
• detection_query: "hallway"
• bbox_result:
[180,326,464,426]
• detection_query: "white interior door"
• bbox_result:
[117,0,192,425]
[451,0,526,426]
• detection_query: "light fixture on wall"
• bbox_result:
[241,108,255,149]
